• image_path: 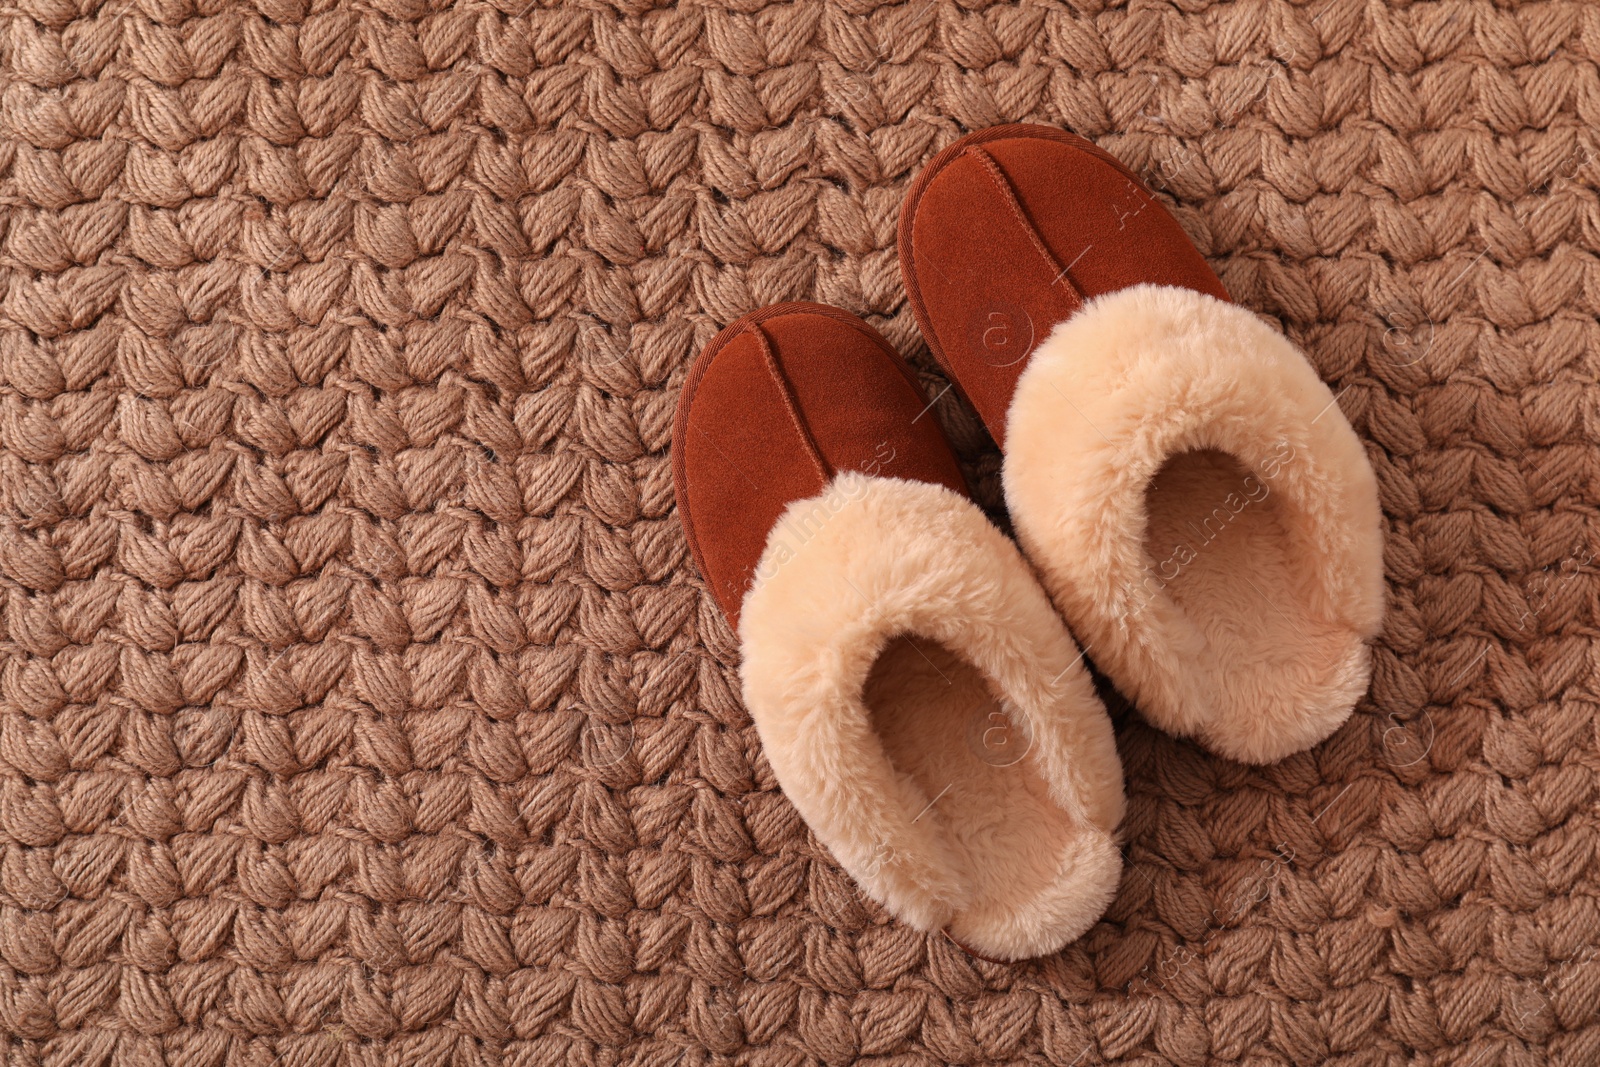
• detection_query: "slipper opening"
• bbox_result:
[739,474,1125,959]
[863,635,1121,960]
[1004,284,1386,764]
[1139,447,1376,762]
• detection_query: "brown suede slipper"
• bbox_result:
[672,303,1124,960]
[899,125,1386,765]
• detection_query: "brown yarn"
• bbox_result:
[2,0,1598,1063]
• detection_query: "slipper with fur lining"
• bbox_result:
[673,302,1125,960]
[899,124,1385,765]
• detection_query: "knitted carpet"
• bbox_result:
[1,0,1597,1063]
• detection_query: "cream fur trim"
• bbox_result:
[1004,285,1386,764]
[739,473,1125,960]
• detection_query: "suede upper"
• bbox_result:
[899,124,1228,446]
[672,303,967,625]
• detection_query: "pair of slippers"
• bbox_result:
[672,125,1386,961]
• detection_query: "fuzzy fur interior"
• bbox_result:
[739,474,1125,960]
[1004,284,1386,765]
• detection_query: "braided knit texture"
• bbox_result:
[2,0,1599,1063]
